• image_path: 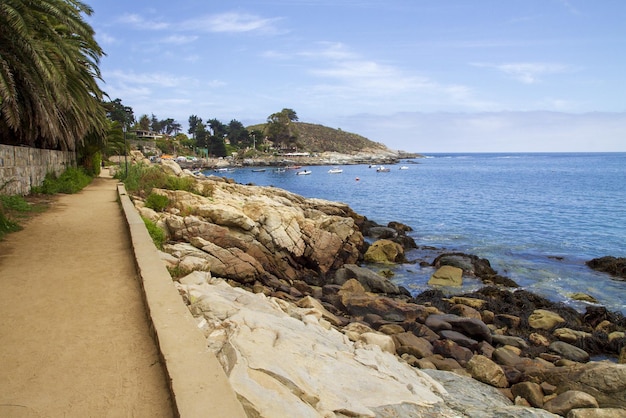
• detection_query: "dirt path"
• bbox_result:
[0,175,173,417]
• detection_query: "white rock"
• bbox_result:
[190,280,447,417]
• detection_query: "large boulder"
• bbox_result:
[363,239,406,264]
[336,280,425,323]
[528,309,566,330]
[333,264,407,295]
[429,266,463,287]
[465,355,508,388]
[543,390,599,416]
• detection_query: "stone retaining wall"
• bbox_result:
[0,145,76,195]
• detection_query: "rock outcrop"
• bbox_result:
[135,161,626,417]
[142,175,366,286]
[586,256,626,280]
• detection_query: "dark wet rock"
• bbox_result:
[586,256,626,280]
[494,314,522,329]
[387,221,413,233]
[366,226,397,239]
[432,339,474,366]
[406,322,441,343]
[392,234,418,250]
[427,314,493,344]
[432,253,519,286]
[439,330,480,350]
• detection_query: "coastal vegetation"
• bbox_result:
[31,167,93,195]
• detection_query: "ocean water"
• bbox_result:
[205,153,626,314]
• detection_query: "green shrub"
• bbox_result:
[165,175,195,192]
[0,210,21,239]
[145,192,170,212]
[142,217,166,249]
[32,167,92,194]
[0,195,31,212]
[0,195,30,239]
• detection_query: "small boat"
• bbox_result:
[285,165,302,170]
[296,170,311,175]
[251,168,266,172]
[274,168,286,173]
[399,166,409,170]
[376,166,390,172]
[328,168,343,174]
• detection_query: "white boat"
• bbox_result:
[296,170,312,175]
[274,168,286,173]
[399,166,409,170]
[328,168,343,174]
[376,166,390,172]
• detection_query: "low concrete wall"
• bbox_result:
[0,144,76,195]
[116,183,246,418]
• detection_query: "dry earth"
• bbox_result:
[0,174,173,417]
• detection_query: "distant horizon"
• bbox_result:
[89,0,626,153]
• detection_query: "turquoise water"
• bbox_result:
[205,153,626,314]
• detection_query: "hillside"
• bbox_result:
[247,122,393,154]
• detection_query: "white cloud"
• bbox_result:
[294,42,488,111]
[473,62,570,84]
[161,35,199,45]
[105,70,193,88]
[117,13,169,30]
[183,12,282,34]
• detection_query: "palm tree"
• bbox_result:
[0,0,107,151]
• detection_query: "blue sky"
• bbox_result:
[87,0,626,152]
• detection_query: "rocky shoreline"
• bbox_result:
[135,160,626,417]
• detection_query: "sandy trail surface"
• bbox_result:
[0,174,173,417]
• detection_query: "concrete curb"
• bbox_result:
[117,183,246,418]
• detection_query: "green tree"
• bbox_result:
[104,98,134,129]
[188,115,202,138]
[137,114,150,131]
[0,0,107,151]
[227,119,250,148]
[150,114,163,133]
[104,120,126,158]
[265,108,299,149]
[194,123,208,156]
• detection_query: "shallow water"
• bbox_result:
[205,153,626,314]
